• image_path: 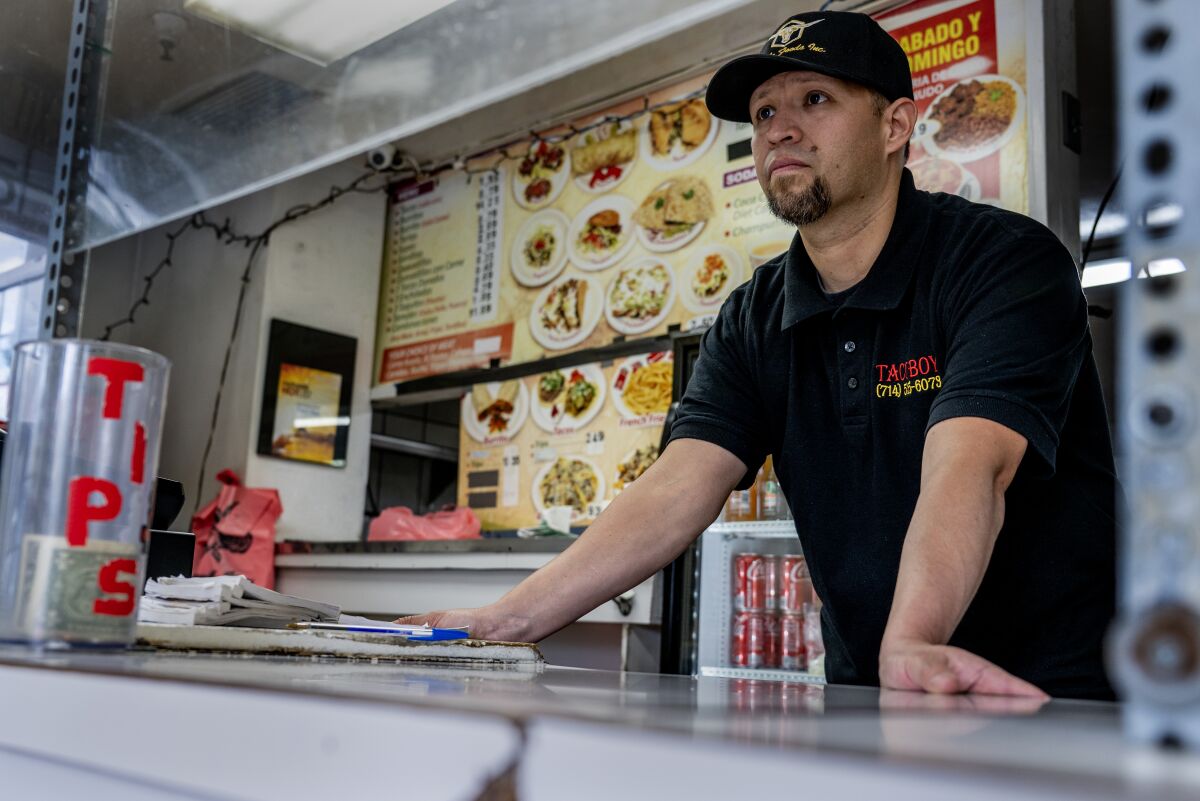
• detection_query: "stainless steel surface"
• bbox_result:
[369,432,457,462]
[0,646,1198,799]
[1114,0,1200,747]
[76,0,809,251]
[283,537,573,554]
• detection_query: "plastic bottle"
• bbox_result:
[726,472,758,521]
[758,456,786,521]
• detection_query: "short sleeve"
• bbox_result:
[926,231,1089,477]
[668,287,770,488]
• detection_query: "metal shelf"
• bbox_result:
[369,433,457,462]
[699,666,825,685]
[706,520,798,538]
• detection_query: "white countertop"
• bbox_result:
[1,646,1198,800]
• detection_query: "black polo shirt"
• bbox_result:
[671,169,1117,700]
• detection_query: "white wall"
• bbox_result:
[83,158,385,541]
[243,163,383,541]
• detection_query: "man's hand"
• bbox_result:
[394,606,531,643]
[879,638,1048,698]
[395,439,744,646]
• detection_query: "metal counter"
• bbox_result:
[2,646,1199,800]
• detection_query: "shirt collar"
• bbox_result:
[781,168,931,330]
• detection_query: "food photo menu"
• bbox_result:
[374,72,795,386]
[457,352,673,532]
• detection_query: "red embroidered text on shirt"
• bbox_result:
[875,355,939,383]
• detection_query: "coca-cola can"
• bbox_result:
[733,554,768,612]
[763,555,779,612]
[780,554,811,614]
[763,613,781,668]
[780,612,806,671]
[731,611,767,668]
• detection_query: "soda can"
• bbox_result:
[763,612,781,668]
[731,611,767,668]
[780,554,811,613]
[780,612,806,671]
[763,555,779,612]
[732,554,768,612]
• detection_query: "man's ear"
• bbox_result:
[886,98,918,158]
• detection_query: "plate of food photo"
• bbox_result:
[532,455,606,523]
[605,258,676,336]
[531,363,606,434]
[613,443,661,492]
[568,195,637,271]
[511,209,570,287]
[512,139,570,210]
[680,244,743,313]
[908,157,981,200]
[571,118,638,194]
[918,75,1025,163]
[633,176,714,253]
[610,352,674,422]
[530,274,603,350]
[641,97,719,170]
[461,380,529,443]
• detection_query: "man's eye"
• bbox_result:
[754,105,775,122]
[807,91,828,105]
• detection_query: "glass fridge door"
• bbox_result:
[694,520,824,683]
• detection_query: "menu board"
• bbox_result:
[374,1,1033,387]
[457,352,672,531]
[375,73,792,386]
[877,0,1029,211]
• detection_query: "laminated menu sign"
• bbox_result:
[458,352,673,531]
[374,72,793,386]
[876,0,1029,212]
[375,175,515,383]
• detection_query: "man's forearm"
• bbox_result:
[882,462,1005,647]
[491,443,736,642]
[882,418,1025,649]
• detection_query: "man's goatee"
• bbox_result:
[767,176,833,226]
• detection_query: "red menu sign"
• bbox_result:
[877,0,1027,209]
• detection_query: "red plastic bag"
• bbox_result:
[368,506,481,541]
[192,469,283,588]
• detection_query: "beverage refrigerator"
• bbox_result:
[658,333,823,684]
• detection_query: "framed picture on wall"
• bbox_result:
[257,319,356,468]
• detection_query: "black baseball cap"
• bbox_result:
[706,11,914,122]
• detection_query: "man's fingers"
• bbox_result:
[924,669,964,694]
[393,614,430,625]
[903,650,963,694]
[965,661,1050,699]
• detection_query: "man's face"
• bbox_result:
[749,71,891,227]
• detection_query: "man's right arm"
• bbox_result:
[397,437,747,642]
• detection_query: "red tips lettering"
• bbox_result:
[65,476,122,546]
[131,422,147,484]
[88,358,144,419]
[93,558,137,616]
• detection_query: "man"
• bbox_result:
[406,11,1117,700]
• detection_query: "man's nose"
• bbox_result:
[764,114,802,147]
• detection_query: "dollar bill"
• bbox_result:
[11,534,143,644]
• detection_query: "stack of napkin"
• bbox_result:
[139,575,340,628]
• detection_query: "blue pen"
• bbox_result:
[293,622,470,640]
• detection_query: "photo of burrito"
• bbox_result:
[633,176,714,251]
[471,380,521,435]
[649,99,711,159]
[571,120,637,193]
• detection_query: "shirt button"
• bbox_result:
[847,377,859,390]
[843,341,856,353]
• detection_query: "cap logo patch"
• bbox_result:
[769,18,826,54]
